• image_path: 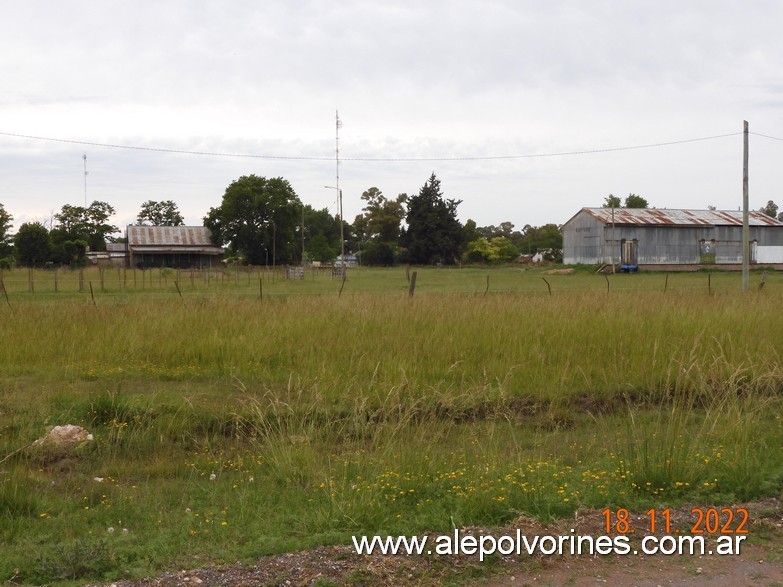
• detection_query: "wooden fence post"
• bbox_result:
[0,279,10,308]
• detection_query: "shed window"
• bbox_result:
[699,239,716,264]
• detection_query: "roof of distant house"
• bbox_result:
[127,225,219,246]
[126,225,224,254]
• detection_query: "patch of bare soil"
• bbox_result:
[99,499,783,587]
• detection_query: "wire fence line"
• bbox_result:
[0,266,777,303]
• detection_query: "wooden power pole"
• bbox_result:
[742,120,749,291]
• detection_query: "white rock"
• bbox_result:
[33,425,93,448]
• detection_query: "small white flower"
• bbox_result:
[122,528,129,534]
[209,472,216,481]
[107,527,115,534]
[93,477,104,483]
[185,508,192,514]
[248,477,254,483]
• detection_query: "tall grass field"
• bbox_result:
[1,266,782,584]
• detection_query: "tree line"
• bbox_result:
[0,174,564,268]
[0,200,184,268]
[205,173,564,267]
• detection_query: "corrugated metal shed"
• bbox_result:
[563,207,783,266]
[581,208,783,227]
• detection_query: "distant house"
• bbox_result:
[126,225,224,268]
[85,242,128,267]
[563,208,783,268]
[335,253,359,267]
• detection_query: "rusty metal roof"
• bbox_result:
[127,225,220,248]
[581,208,783,227]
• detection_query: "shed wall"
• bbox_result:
[562,213,605,264]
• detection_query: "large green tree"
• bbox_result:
[0,203,13,259]
[517,224,563,260]
[205,175,302,265]
[465,236,520,263]
[136,200,185,226]
[303,205,343,263]
[624,193,649,208]
[353,187,407,266]
[52,201,118,252]
[402,174,463,265]
[14,222,51,266]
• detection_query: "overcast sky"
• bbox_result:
[1,0,782,235]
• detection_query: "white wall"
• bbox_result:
[757,246,783,263]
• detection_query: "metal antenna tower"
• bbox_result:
[335,111,345,265]
[83,152,88,207]
[335,110,342,196]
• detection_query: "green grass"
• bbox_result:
[1,265,782,584]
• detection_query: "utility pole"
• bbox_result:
[611,206,616,274]
[339,189,344,265]
[742,120,749,291]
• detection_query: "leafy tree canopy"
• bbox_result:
[624,193,649,208]
[402,173,463,265]
[205,175,302,266]
[462,219,481,245]
[602,194,648,208]
[465,236,519,264]
[515,224,563,260]
[759,200,783,220]
[0,203,13,258]
[53,201,118,252]
[13,222,51,266]
[136,200,185,226]
[476,221,531,253]
[303,205,343,263]
[353,187,407,265]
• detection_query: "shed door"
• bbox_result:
[621,239,638,266]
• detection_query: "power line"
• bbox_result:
[750,131,783,142]
[0,129,743,162]
[0,131,333,161]
[353,133,743,161]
